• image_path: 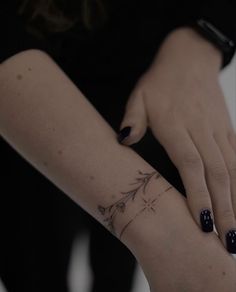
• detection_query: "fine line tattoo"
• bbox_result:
[119,186,172,240]
[97,169,173,238]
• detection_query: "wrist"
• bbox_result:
[182,26,222,67]
[114,169,175,252]
[190,19,236,69]
[120,177,185,258]
[120,177,176,251]
[158,26,222,74]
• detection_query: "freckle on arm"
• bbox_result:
[16,74,23,80]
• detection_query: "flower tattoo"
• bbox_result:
[97,170,173,238]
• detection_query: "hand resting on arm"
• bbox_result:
[118,27,236,254]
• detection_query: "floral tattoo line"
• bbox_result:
[97,170,173,238]
[119,186,172,239]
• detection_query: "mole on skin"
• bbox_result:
[58,150,63,155]
[16,74,23,80]
[43,161,48,166]
[89,175,95,180]
[222,271,226,276]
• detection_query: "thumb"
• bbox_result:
[117,91,148,145]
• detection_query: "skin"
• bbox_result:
[0,43,236,290]
[119,27,236,252]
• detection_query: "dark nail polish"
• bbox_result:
[200,209,213,232]
[226,229,236,254]
[117,126,131,143]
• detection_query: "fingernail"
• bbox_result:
[200,209,213,232]
[117,126,131,143]
[226,229,236,254]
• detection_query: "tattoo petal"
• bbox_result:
[98,205,106,215]
[116,202,126,213]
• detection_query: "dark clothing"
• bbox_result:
[0,1,236,292]
[1,1,236,76]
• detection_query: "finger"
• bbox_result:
[214,132,236,219]
[117,91,148,145]
[227,130,236,215]
[154,125,214,233]
[228,130,236,155]
[189,126,236,254]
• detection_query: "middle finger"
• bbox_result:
[188,125,236,254]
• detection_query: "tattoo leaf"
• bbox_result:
[116,202,126,213]
[97,170,166,237]
[98,205,106,215]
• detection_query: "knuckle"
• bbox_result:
[191,187,209,199]
[208,164,229,184]
[180,152,202,168]
[228,161,236,179]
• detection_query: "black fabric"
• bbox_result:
[0,2,48,63]
[1,0,236,77]
[0,1,235,292]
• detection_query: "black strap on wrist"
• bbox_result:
[190,18,236,69]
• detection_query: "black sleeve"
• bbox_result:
[0,2,47,63]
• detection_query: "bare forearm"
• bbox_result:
[0,49,170,242]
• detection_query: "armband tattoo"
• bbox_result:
[97,170,173,239]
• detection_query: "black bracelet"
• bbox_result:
[190,18,236,69]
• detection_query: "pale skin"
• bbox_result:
[119,27,236,252]
[0,29,236,291]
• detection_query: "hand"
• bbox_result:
[117,27,236,254]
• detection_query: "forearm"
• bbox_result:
[0,49,171,245]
